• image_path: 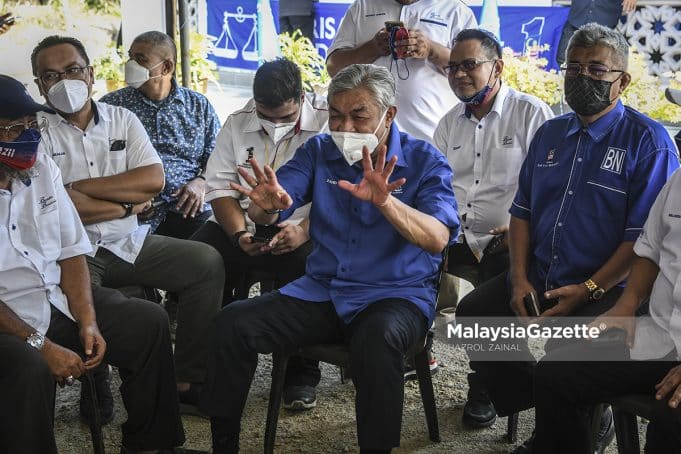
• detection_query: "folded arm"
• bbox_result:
[69,164,164,203]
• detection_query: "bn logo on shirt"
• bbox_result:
[601,147,626,174]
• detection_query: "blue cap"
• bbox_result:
[0,75,54,119]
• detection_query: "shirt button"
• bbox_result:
[477,125,482,129]
[341,267,346,272]
[24,251,29,255]
[568,190,573,195]
[467,203,472,208]
[89,161,94,166]
[465,226,469,230]
[476,153,481,157]
[553,255,558,259]
[11,224,16,230]
[577,158,583,162]
[558,222,563,227]
[475,180,479,184]
[96,240,101,245]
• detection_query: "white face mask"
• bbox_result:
[260,118,297,144]
[47,79,89,114]
[125,59,164,89]
[331,110,388,166]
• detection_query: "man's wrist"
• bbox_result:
[231,230,248,248]
[120,202,134,218]
[583,278,605,301]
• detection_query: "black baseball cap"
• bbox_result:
[0,74,54,119]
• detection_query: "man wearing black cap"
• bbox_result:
[0,75,187,453]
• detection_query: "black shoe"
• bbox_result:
[80,365,114,425]
[510,431,534,454]
[282,385,317,411]
[595,406,615,454]
[178,383,207,418]
[462,375,497,428]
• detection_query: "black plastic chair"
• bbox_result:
[262,247,448,453]
[53,371,104,454]
[610,394,654,454]
[264,338,440,453]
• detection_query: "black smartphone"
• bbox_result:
[523,292,540,317]
[251,224,280,244]
[483,233,506,256]
[0,15,15,27]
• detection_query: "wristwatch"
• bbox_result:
[120,202,134,218]
[583,278,605,301]
[231,230,249,248]
[26,332,45,350]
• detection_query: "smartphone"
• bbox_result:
[251,224,281,244]
[385,21,409,59]
[483,233,506,256]
[523,292,540,317]
[0,15,16,27]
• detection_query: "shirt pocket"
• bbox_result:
[489,147,524,187]
[35,206,61,259]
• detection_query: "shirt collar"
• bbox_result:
[325,122,408,169]
[565,100,625,142]
[42,99,105,127]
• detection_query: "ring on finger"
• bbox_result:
[65,375,75,386]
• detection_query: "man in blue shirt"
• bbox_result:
[101,31,220,239]
[556,0,637,65]
[199,64,459,453]
[455,23,679,454]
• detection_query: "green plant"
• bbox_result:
[176,31,219,93]
[93,45,124,83]
[279,30,330,93]
[502,45,563,106]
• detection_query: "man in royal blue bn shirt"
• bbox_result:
[199,64,459,454]
[455,23,679,454]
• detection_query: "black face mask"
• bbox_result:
[564,74,617,116]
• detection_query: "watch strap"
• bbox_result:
[120,202,134,218]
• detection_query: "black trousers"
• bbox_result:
[199,292,427,451]
[534,342,681,454]
[455,271,620,415]
[154,209,212,240]
[0,287,184,453]
[190,220,319,387]
[279,14,315,42]
[447,240,509,288]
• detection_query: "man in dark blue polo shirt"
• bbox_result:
[556,0,637,65]
[199,63,459,453]
[455,23,679,454]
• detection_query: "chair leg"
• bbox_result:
[413,347,440,442]
[589,404,606,453]
[506,413,518,443]
[612,406,640,454]
[265,351,289,454]
[81,371,105,454]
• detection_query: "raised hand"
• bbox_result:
[230,156,293,212]
[338,145,405,207]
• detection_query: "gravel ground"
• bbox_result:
[53,313,641,454]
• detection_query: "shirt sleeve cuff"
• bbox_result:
[509,202,531,220]
[205,188,242,203]
[58,243,93,262]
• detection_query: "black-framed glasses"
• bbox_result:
[443,59,495,75]
[39,65,90,84]
[560,63,624,79]
[0,117,47,141]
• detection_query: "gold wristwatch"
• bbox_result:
[583,278,605,301]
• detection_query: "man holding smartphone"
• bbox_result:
[433,28,553,429]
[190,58,328,411]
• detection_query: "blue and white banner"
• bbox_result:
[207,1,569,71]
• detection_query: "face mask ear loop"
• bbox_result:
[396,59,410,81]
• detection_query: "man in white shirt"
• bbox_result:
[531,167,681,453]
[326,0,477,142]
[30,35,225,418]
[190,58,328,410]
[433,28,553,428]
[0,75,185,454]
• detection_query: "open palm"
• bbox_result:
[230,156,292,211]
[338,145,406,207]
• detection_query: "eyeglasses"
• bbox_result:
[560,63,624,79]
[0,117,47,141]
[443,59,495,75]
[39,65,90,84]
